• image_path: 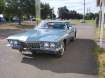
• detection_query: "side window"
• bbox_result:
[67,23,72,27]
[66,23,72,29]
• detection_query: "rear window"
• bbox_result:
[44,22,66,29]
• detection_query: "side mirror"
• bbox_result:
[64,25,69,30]
[69,26,72,30]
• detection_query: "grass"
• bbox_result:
[94,45,105,78]
[71,19,96,26]
[85,20,96,26]
[96,28,100,41]
[13,24,35,29]
[95,27,105,78]
[96,27,105,42]
[99,53,105,78]
[0,21,35,29]
[70,19,81,25]
[11,21,36,29]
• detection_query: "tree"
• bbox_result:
[69,10,83,19]
[58,7,83,19]
[58,6,69,19]
[41,3,56,19]
[0,0,5,13]
[85,12,96,20]
[4,0,36,24]
[4,0,55,23]
[69,10,77,19]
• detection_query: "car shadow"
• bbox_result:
[21,39,98,75]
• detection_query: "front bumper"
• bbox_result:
[7,44,61,54]
[28,48,61,54]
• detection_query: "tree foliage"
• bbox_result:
[0,0,55,24]
[58,6,98,20]
[41,3,52,19]
[69,10,83,19]
[85,13,98,20]
[4,0,35,18]
[58,6,83,19]
[0,0,5,13]
[58,6,69,19]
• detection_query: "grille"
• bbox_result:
[27,42,40,48]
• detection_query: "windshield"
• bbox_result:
[38,21,67,29]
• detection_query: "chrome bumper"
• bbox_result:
[7,44,61,53]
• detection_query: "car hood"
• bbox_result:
[7,28,66,42]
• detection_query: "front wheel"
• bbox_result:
[71,32,76,41]
[31,50,37,55]
[56,43,65,57]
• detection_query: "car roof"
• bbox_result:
[42,20,70,23]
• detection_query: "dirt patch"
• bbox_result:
[0,21,35,29]
[0,23,19,29]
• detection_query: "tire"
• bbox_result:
[31,50,37,55]
[71,32,76,41]
[56,42,65,57]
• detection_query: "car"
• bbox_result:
[7,20,77,57]
[80,20,85,23]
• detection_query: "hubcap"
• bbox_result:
[60,43,65,55]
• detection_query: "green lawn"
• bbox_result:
[96,27,105,41]
[85,20,96,26]
[70,19,81,25]
[95,46,105,78]
[95,25,105,78]
[71,19,96,26]
[15,24,35,29]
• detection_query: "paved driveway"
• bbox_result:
[0,24,97,78]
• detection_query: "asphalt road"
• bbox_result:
[0,24,97,78]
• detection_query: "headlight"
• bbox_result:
[8,40,19,45]
[50,43,56,48]
[43,42,57,48]
[44,42,50,48]
[9,40,13,44]
[40,42,59,49]
[14,41,18,45]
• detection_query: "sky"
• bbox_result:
[41,0,99,16]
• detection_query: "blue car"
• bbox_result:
[7,20,77,57]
